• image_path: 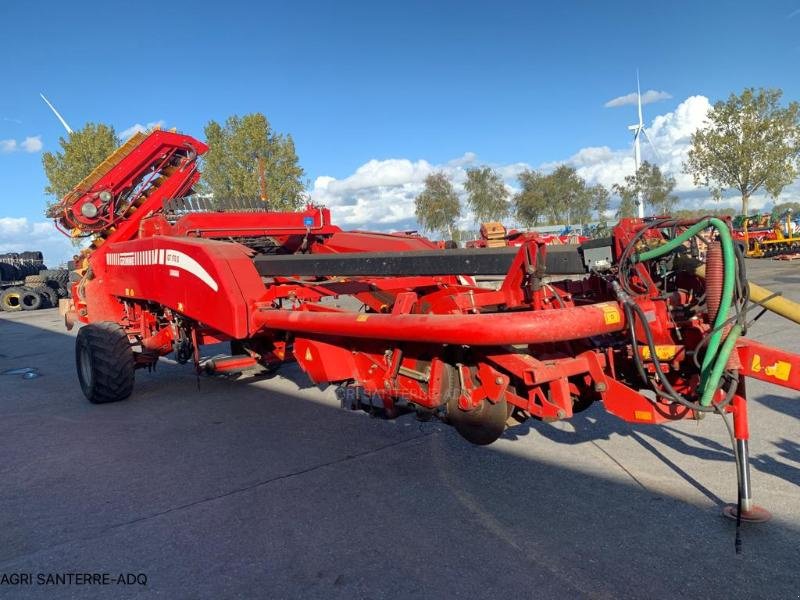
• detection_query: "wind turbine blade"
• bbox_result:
[40,93,73,134]
[642,128,662,163]
[636,71,643,127]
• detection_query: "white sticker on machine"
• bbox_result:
[106,249,219,291]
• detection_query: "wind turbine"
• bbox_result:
[626,73,662,218]
[627,74,645,218]
[40,93,73,134]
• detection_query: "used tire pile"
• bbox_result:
[0,252,72,312]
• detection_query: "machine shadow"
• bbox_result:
[504,398,800,491]
[2,313,800,600]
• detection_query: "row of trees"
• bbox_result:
[42,113,306,212]
[416,87,800,239]
[414,161,677,239]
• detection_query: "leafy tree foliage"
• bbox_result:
[203,113,305,210]
[42,123,119,210]
[684,88,800,215]
[513,169,548,227]
[672,206,736,220]
[771,201,800,219]
[513,166,609,227]
[613,161,677,217]
[414,172,461,238]
[463,166,509,224]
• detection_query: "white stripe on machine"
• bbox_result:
[105,249,219,292]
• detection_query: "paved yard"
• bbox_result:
[1,259,798,599]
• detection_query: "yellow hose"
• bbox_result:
[747,281,800,325]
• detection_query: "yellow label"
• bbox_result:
[764,360,791,381]
[304,347,313,361]
[634,410,653,421]
[601,304,621,325]
[356,314,369,322]
[751,354,761,373]
[641,345,678,361]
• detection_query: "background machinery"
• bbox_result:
[48,130,800,538]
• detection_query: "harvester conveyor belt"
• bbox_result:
[253,245,586,277]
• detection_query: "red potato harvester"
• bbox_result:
[49,130,800,536]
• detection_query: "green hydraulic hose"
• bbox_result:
[630,218,737,406]
[699,323,742,408]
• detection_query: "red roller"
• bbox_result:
[254,302,626,346]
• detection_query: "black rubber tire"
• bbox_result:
[20,289,43,310]
[75,322,135,404]
[55,284,70,298]
[39,269,69,283]
[0,287,24,312]
[37,287,57,308]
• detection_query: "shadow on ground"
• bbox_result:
[1,313,799,599]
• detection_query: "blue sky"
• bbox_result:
[1,0,799,263]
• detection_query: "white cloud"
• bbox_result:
[0,135,44,154]
[604,90,673,108]
[0,217,77,266]
[20,136,43,152]
[120,120,166,140]
[309,94,800,230]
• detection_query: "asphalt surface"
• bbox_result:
[1,259,799,599]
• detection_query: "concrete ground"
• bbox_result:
[1,259,799,599]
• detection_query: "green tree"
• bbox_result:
[684,88,800,215]
[414,172,461,238]
[463,166,509,225]
[613,161,677,217]
[544,166,586,224]
[513,167,608,227]
[42,123,119,211]
[771,201,800,219]
[203,113,305,210]
[513,169,548,227]
[673,206,736,220]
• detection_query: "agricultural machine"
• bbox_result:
[732,211,800,257]
[48,130,800,534]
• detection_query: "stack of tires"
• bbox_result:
[0,255,72,312]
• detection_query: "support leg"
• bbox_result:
[722,392,771,523]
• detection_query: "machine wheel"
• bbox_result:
[20,289,43,310]
[75,322,135,404]
[443,364,508,446]
[1,287,24,312]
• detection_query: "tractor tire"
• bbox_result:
[0,287,24,312]
[38,287,57,308]
[24,275,47,288]
[39,269,69,283]
[75,322,135,404]
[69,270,81,283]
[20,289,43,311]
[53,283,70,298]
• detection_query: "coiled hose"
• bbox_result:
[631,217,739,406]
